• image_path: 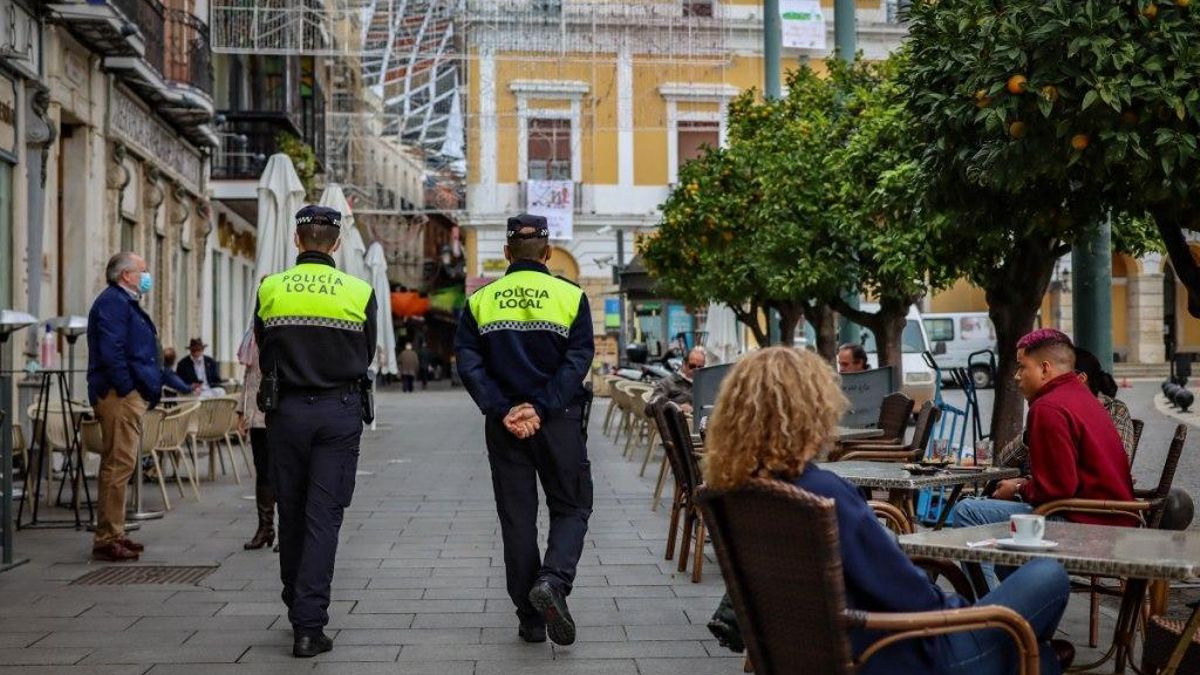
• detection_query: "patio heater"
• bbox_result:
[0,310,37,571]
[47,315,87,398]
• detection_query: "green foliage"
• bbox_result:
[275,132,319,200]
[643,55,959,348]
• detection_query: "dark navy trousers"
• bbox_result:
[267,389,362,636]
[485,404,593,622]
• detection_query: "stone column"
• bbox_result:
[24,84,55,357]
[1128,254,1166,364]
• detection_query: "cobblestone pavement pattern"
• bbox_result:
[0,384,1185,673]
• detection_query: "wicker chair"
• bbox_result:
[836,401,940,464]
[1129,418,1145,467]
[151,403,202,509]
[838,392,915,451]
[139,409,167,507]
[660,401,707,582]
[696,478,1040,675]
[192,397,251,483]
[601,375,622,436]
[637,390,663,476]
[1035,424,1188,650]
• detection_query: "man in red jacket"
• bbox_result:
[952,329,1135,585]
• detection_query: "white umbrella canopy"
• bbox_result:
[321,183,370,282]
[365,242,397,376]
[704,302,742,364]
[255,153,306,281]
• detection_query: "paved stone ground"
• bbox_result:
[0,383,1189,673]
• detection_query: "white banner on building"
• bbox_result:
[526,180,574,240]
[781,0,826,50]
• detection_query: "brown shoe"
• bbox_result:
[92,542,139,562]
[119,538,145,552]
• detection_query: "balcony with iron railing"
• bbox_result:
[46,0,216,145]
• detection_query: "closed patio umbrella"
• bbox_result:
[704,302,742,364]
[365,242,397,377]
[321,183,370,282]
[255,154,306,281]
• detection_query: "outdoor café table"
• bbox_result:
[817,461,1021,529]
[899,522,1200,673]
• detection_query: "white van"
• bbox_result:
[857,304,938,409]
[793,304,938,408]
[922,312,998,388]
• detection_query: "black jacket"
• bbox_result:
[176,355,222,387]
[86,284,162,407]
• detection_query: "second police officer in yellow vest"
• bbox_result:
[254,205,377,658]
[455,214,596,646]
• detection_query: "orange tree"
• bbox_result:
[641,68,848,351]
[902,0,1164,444]
[825,57,959,373]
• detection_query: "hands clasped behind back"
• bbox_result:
[504,403,542,439]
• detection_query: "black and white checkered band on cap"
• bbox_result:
[294,205,342,229]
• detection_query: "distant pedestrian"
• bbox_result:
[399,343,419,393]
[237,329,274,551]
[456,213,595,646]
[87,252,161,562]
[254,205,377,658]
[838,343,869,374]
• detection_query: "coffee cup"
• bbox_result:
[1010,514,1046,544]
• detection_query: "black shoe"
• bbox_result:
[518,620,546,643]
[528,580,576,646]
[293,632,333,658]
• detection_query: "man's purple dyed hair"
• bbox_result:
[1016,328,1073,353]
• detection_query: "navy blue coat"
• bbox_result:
[454,260,594,419]
[176,355,223,388]
[86,284,162,407]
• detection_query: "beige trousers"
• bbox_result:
[93,391,146,546]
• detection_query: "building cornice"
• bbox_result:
[509,80,590,100]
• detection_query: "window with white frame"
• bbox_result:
[527,118,572,181]
[677,120,720,168]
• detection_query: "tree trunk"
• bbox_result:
[831,297,912,381]
[811,303,839,363]
[732,303,769,347]
[778,306,804,347]
[983,239,1061,449]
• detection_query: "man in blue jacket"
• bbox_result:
[455,214,595,647]
[87,252,161,562]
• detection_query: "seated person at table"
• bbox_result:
[704,346,1070,675]
[649,346,706,413]
[176,338,227,397]
[997,346,1136,469]
[838,342,869,374]
[953,330,1135,582]
[1074,347,1136,462]
[161,348,197,396]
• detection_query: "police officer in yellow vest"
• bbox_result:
[254,205,377,658]
[456,214,595,646]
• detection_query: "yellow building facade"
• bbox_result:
[460,0,906,359]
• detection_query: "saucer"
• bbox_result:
[995,538,1058,551]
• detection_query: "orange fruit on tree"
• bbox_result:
[1006,74,1028,95]
[1009,121,1027,138]
[1041,85,1059,102]
[975,89,993,108]
[1143,3,1159,18]
[1071,134,1090,150]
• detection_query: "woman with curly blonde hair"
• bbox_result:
[702,347,1070,675]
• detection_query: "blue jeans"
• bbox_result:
[951,498,1035,590]
[937,559,1069,675]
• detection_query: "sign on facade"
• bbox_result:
[525,180,573,240]
[781,0,826,50]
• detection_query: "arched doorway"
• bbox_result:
[546,246,580,282]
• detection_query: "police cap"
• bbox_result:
[506,213,549,240]
[295,205,342,229]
